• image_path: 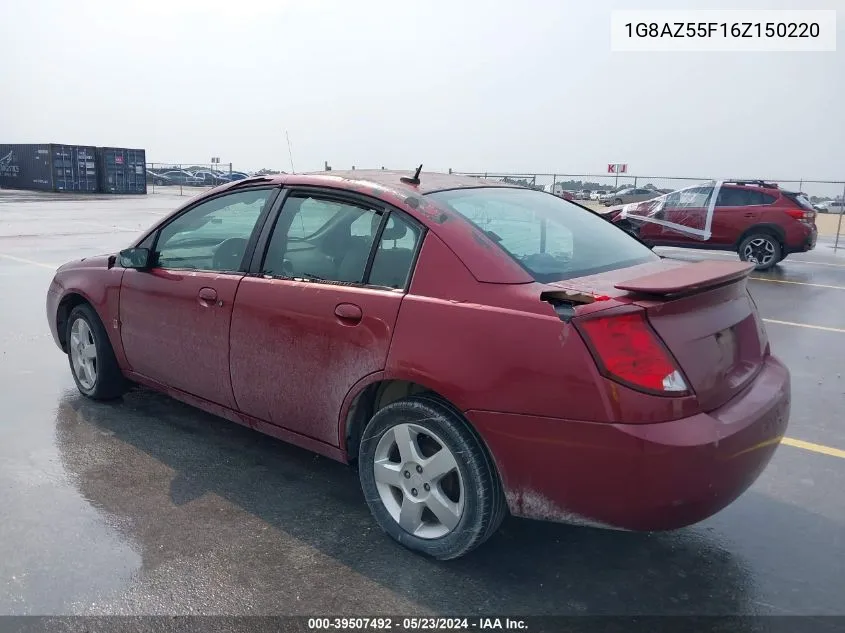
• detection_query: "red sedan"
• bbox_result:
[47,170,790,559]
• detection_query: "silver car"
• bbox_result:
[602,187,660,206]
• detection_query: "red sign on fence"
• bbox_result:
[608,163,628,174]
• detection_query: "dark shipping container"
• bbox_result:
[96,147,147,194]
[0,143,98,192]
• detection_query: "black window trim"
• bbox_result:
[143,185,282,274]
[248,185,427,293]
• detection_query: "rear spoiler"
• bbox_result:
[614,261,754,297]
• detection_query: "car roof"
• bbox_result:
[251,169,516,196]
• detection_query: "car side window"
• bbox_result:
[262,195,381,284]
[716,188,777,207]
[716,187,747,207]
[368,213,423,289]
[155,188,274,272]
[665,186,714,209]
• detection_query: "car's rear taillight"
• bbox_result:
[575,311,690,396]
[785,209,815,222]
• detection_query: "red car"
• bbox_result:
[47,170,790,559]
[607,180,817,271]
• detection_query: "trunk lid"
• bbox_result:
[548,259,769,411]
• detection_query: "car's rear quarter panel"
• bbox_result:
[385,232,611,420]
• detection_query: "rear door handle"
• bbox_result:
[335,303,363,323]
[198,287,220,307]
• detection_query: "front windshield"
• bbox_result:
[427,187,658,282]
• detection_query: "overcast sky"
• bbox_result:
[1,0,842,186]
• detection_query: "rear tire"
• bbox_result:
[358,394,506,560]
[738,233,782,271]
[66,304,128,400]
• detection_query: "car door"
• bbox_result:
[710,186,754,244]
[657,185,715,245]
[711,187,779,244]
[229,189,424,446]
[119,186,279,408]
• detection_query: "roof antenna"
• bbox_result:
[285,131,296,174]
[400,164,423,185]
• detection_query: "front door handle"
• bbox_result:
[335,303,363,323]
[198,287,219,307]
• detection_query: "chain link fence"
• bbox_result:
[145,162,239,196]
[451,171,845,249]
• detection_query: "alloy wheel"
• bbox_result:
[69,318,98,390]
[373,423,465,539]
[743,237,776,266]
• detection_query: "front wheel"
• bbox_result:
[738,233,782,271]
[358,394,506,560]
[66,304,128,400]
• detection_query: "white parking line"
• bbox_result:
[750,277,845,291]
[763,319,845,334]
[0,253,58,270]
[658,247,845,268]
[787,259,845,268]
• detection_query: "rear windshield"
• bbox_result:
[784,191,815,212]
[427,187,658,282]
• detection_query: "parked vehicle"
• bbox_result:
[590,190,608,201]
[146,171,173,186]
[608,180,817,270]
[820,200,844,214]
[158,170,204,186]
[47,170,789,560]
[227,171,250,181]
[602,187,659,206]
[576,189,592,200]
[191,170,232,186]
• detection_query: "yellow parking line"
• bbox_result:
[782,437,845,459]
[0,253,58,270]
[762,318,845,333]
[751,277,845,290]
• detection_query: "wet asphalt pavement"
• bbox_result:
[1,189,844,617]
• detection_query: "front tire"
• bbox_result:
[66,304,128,400]
[738,233,782,271]
[358,394,506,560]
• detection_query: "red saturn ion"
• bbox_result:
[47,170,790,559]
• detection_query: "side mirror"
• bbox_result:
[119,247,152,270]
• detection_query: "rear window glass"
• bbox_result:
[785,192,815,212]
[426,187,658,282]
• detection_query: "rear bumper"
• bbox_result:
[787,225,817,253]
[467,355,790,531]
